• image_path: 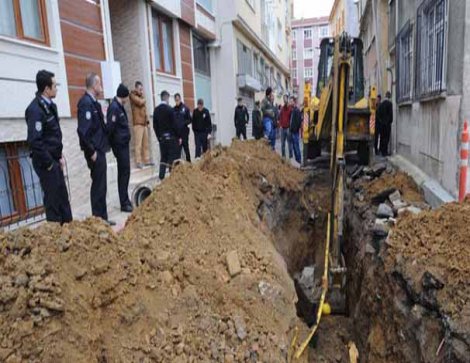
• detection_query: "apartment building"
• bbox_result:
[358,0,470,198]
[329,0,359,37]
[0,0,116,225]
[291,17,330,102]
[214,0,293,143]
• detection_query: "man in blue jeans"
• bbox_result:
[279,95,293,158]
[261,87,277,150]
[289,96,302,164]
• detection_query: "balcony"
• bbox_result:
[237,74,262,92]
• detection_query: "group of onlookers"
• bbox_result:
[234,87,303,164]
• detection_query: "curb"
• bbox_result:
[388,154,455,208]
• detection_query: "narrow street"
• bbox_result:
[1,0,470,362]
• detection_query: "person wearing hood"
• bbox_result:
[107,84,133,213]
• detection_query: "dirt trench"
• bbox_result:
[259,163,470,363]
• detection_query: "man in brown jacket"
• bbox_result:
[129,81,151,168]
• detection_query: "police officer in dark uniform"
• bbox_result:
[153,90,180,180]
[174,93,192,162]
[234,97,249,140]
[77,73,114,225]
[25,70,72,224]
[107,84,133,213]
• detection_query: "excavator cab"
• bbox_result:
[308,35,372,165]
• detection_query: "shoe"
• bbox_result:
[144,162,154,166]
[105,220,116,226]
[121,204,133,213]
[137,163,144,169]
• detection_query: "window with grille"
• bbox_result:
[193,35,211,76]
[292,47,297,60]
[396,22,413,103]
[304,28,312,39]
[304,68,313,78]
[0,142,44,226]
[415,0,447,98]
[237,40,253,76]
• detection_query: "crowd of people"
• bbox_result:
[235,87,303,164]
[26,70,213,225]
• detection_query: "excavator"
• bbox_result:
[292,32,377,360]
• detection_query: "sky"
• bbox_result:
[293,0,335,19]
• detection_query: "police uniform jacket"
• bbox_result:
[107,98,131,147]
[192,108,212,133]
[174,103,192,136]
[234,105,249,128]
[25,95,63,168]
[77,92,109,158]
[153,103,179,141]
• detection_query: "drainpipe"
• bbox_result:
[101,0,114,61]
[371,0,382,92]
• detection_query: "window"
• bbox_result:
[277,18,282,48]
[292,29,296,39]
[304,47,313,59]
[292,48,297,60]
[415,0,447,98]
[0,0,49,44]
[397,22,413,103]
[319,25,329,38]
[196,0,213,12]
[292,68,297,80]
[304,28,312,39]
[152,11,175,74]
[0,142,44,227]
[237,40,253,76]
[304,68,313,78]
[193,35,210,76]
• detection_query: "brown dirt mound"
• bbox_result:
[363,171,424,203]
[0,140,307,363]
[384,200,470,324]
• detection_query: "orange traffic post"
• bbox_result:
[459,120,469,202]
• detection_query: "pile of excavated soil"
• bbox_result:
[0,141,309,363]
[384,199,470,325]
[348,163,470,363]
[362,171,424,203]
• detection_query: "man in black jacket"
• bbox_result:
[153,90,180,180]
[25,70,72,224]
[252,101,263,139]
[77,73,113,224]
[289,96,302,164]
[377,91,393,156]
[107,84,132,212]
[234,97,249,140]
[192,99,212,158]
[174,93,192,162]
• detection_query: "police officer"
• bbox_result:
[174,93,192,162]
[77,73,114,225]
[234,97,249,140]
[107,84,133,213]
[25,70,72,224]
[153,90,180,180]
[192,99,212,158]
